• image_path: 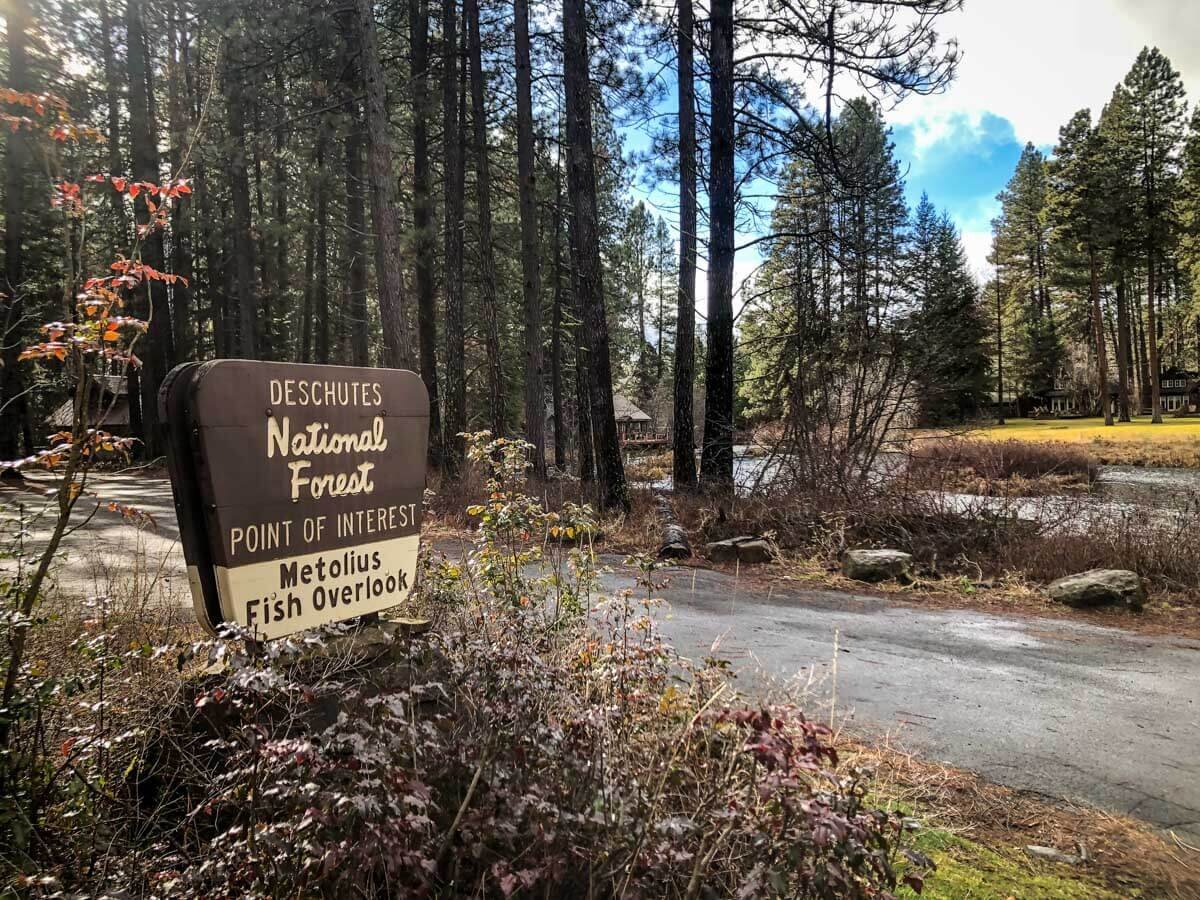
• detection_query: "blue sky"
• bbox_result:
[878,0,1199,273]
[624,0,1200,309]
[891,112,1031,274]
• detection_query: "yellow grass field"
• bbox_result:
[964,416,1200,467]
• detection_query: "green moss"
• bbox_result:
[896,827,1133,900]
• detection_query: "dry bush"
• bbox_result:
[908,438,1099,493]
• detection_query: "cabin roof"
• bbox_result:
[612,393,651,423]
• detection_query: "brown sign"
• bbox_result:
[160,360,429,639]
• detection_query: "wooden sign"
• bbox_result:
[160,360,429,639]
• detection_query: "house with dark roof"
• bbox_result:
[44,374,133,435]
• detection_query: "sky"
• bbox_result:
[624,0,1200,316]
[889,0,1200,274]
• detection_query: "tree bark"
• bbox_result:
[563,0,626,510]
[550,154,566,471]
[1133,277,1150,413]
[354,0,416,370]
[1089,249,1113,425]
[222,33,258,360]
[699,0,735,492]
[571,209,594,484]
[300,173,316,363]
[271,68,289,363]
[442,0,466,472]
[98,0,127,238]
[1147,253,1161,422]
[345,99,368,366]
[514,0,545,476]
[127,0,174,456]
[0,0,32,460]
[167,7,192,363]
[994,268,1005,425]
[465,0,505,437]
[672,0,698,489]
[410,0,442,466]
[1115,265,1132,421]
[315,121,331,364]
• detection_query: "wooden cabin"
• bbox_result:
[44,374,133,436]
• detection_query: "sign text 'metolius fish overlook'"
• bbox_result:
[161,360,429,640]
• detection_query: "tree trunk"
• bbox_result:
[196,162,225,358]
[550,155,566,471]
[699,0,735,492]
[315,121,331,364]
[672,0,697,489]
[345,99,368,366]
[167,7,192,363]
[410,0,442,466]
[563,0,626,510]
[465,0,505,437]
[1090,249,1113,425]
[1133,276,1150,413]
[127,0,174,456]
[272,68,289,363]
[354,0,416,370]
[300,174,316,362]
[514,0,544,476]
[0,0,32,460]
[995,269,1005,425]
[222,34,258,360]
[1147,251,1161,422]
[571,211,594,484]
[98,0,127,238]
[1115,265,1132,421]
[442,0,466,472]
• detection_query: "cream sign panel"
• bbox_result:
[161,360,429,639]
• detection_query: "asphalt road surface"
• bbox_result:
[3,472,1198,839]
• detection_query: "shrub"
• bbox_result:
[908,439,1099,486]
[2,434,927,898]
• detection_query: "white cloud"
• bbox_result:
[890,0,1200,148]
[961,229,994,279]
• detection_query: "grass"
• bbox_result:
[899,829,1128,899]
[851,738,1198,899]
[959,417,1200,467]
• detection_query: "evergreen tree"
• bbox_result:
[1048,109,1114,424]
[910,196,990,424]
[1124,47,1187,422]
[992,143,1064,400]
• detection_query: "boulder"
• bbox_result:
[1047,569,1145,611]
[842,549,912,583]
[705,535,774,565]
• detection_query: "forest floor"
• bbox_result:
[955,416,1200,467]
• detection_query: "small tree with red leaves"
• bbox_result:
[0,89,191,749]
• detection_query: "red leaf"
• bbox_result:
[111,177,126,192]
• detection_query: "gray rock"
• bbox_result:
[842,549,912,583]
[1025,845,1081,866]
[705,536,774,565]
[1047,569,1145,611]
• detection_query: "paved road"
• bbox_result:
[4,472,1199,838]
